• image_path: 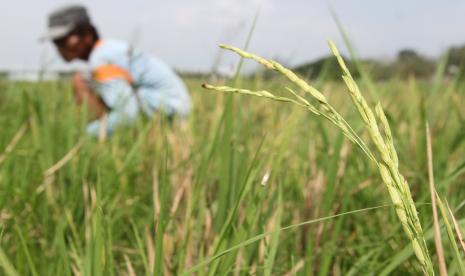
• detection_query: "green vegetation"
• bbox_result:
[205,42,437,274]
[1,41,465,275]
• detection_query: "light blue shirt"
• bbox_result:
[85,39,191,136]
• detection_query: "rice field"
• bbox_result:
[0,44,465,275]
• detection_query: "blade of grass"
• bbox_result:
[184,204,394,274]
[446,203,465,255]
[263,185,283,276]
[131,221,151,275]
[233,7,261,80]
[0,120,28,166]
[0,247,19,276]
[207,136,266,275]
[346,249,380,276]
[379,216,464,275]
[426,123,447,276]
[329,6,379,102]
[435,194,465,275]
[15,225,39,276]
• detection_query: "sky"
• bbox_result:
[1,0,465,73]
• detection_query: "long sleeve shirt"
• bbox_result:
[85,39,191,136]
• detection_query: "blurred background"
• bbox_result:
[1,0,465,79]
[2,2,465,275]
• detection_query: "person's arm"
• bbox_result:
[71,72,108,119]
[86,78,139,137]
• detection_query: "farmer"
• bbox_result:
[41,5,191,136]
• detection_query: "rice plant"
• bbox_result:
[1,49,465,274]
[203,41,434,275]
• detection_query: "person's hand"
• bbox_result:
[71,72,88,104]
[71,72,108,119]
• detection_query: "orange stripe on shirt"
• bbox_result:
[94,39,103,49]
[93,64,133,84]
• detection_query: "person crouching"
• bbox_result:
[41,5,191,136]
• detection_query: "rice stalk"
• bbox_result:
[426,123,447,276]
[0,120,28,166]
[202,42,434,275]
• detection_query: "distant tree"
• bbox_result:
[284,44,465,82]
[293,55,360,81]
[397,49,421,61]
[446,45,465,79]
[447,45,465,66]
[391,48,435,79]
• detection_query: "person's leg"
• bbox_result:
[71,73,108,119]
